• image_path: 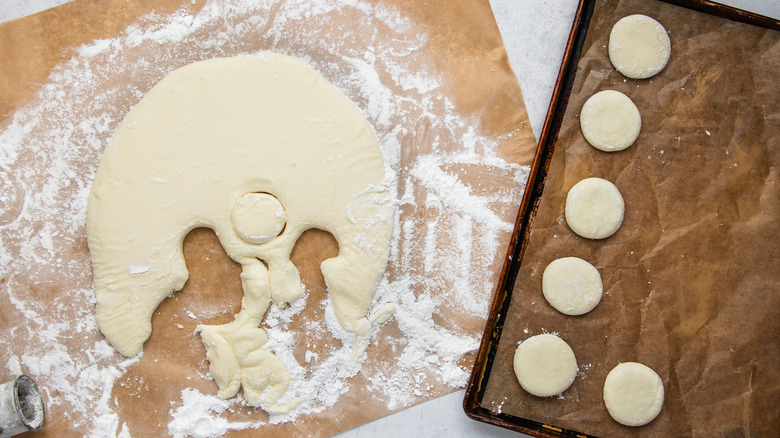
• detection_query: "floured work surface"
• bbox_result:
[0,0,536,436]
[481,0,780,436]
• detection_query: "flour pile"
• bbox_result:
[0,0,528,436]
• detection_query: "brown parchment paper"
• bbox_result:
[0,0,536,437]
[482,1,780,437]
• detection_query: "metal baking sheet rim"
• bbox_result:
[462,1,780,437]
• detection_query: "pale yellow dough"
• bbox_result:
[542,257,602,315]
[231,192,287,244]
[565,177,624,239]
[609,14,671,80]
[580,90,641,152]
[603,362,664,426]
[513,334,577,397]
[86,53,395,414]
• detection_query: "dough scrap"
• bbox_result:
[86,53,395,414]
[565,177,624,239]
[580,90,641,152]
[513,334,578,397]
[542,257,602,315]
[603,362,664,426]
[609,14,671,79]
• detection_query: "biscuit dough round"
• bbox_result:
[609,14,671,79]
[580,90,641,152]
[513,334,578,397]
[232,192,287,244]
[603,362,664,426]
[542,257,603,315]
[565,177,625,239]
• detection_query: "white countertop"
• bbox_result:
[1,0,777,437]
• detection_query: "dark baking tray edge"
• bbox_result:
[462,0,595,435]
[463,1,780,437]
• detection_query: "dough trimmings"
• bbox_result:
[542,257,603,316]
[603,362,665,426]
[513,334,578,397]
[580,90,641,152]
[608,14,671,79]
[86,53,395,414]
[565,177,625,239]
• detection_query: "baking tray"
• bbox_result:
[464,0,780,436]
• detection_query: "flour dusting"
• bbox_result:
[0,0,529,436]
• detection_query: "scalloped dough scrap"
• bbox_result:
[86,53,395,414]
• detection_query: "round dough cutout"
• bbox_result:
[232,192,287,244]
[565,177,625,239]
[542,257,603,315]
[603,362,664,426]
[609,14,671,79]
[513,334,578,397]
[580,90,641,152]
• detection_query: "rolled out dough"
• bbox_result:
[609,14,671,80]
[513,334,578,397]
[565,177,624,239]
[86,53,395,414]
[580,90,641,152]
[603,362,664,426]
[542,257,602,316]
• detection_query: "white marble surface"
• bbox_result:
[1,0,778,437]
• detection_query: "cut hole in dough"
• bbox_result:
[513,334,578,397]
[580,90,641,152]
[609,14,671,79]
[603,362,664,426]
[542,257,603,315]
[565,177,625,239]
[232,192,287,244]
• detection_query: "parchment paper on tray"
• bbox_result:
[0,0,537,436]
[481,0,780,436]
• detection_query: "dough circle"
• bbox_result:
[603,362,664,426]
[565,177,624,239]
[609,14,671,79]
[580,90,641,152]
[513,334,578,397]
[231,192,287,244]
[542,257,603,315]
